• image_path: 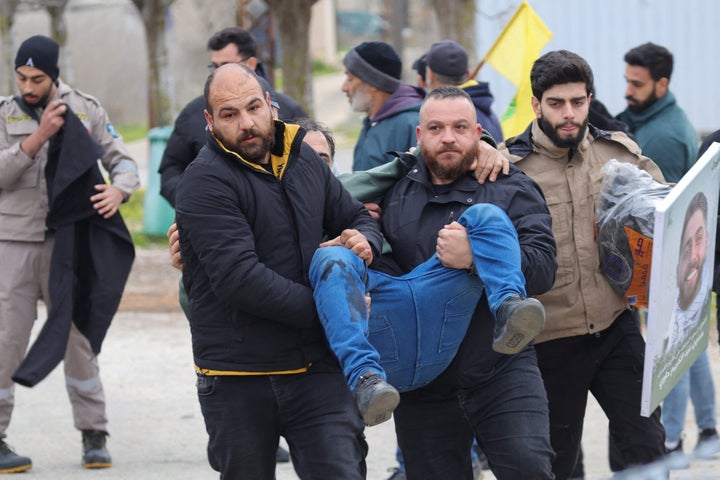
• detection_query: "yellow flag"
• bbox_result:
[484,1,552,138]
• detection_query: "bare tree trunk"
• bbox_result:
[431,0,476,61]
[0,0,20,95]
[383,0,408,58]
[131,0,175,127]
[265,0,317,117]
[236,0,248,28]
[46,0,72,84]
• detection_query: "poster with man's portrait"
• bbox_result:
[641,142,720,416]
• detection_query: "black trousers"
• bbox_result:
[535,310,666,479]
[197,360,367,480]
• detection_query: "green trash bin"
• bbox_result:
[142,126,176,235]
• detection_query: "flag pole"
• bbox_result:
[469,59,486,79]
[469,1,529,80]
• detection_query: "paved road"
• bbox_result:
[7,247,720,479]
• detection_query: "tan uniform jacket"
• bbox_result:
[500,121,665,343]
[0,80,139,242]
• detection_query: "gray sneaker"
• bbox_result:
[665,440,690,470]
[695,428,720,459]
[354,371,400,426]
[0,439,32,473]
[492,296,545,354]
[82,430,112,469]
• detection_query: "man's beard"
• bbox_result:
[538,115,588,149]
[23,86,53,108]
[350,83,373,114]
[421,141,478,182]
[626,88,658,113]
[217,123,275,164]
[678,261,704,310]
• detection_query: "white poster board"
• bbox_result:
[641,142,720,416]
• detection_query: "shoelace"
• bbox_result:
[359,373,380,388]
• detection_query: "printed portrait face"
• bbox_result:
[676,196,709,310]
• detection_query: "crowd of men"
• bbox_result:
[1,22,720,480]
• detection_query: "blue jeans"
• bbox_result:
[196,358,367,479]
[308,204,525,392]
[394,348,555,479]
[662,349,717,443]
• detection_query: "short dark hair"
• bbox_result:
[204,63,260,115]
[430,71,468,87]
[412,54,427,83]
[678,191,708,259]
[423,85,472,104]
[683,191,708,234]
[207,27,257,58]
[293,117,336,160]
[624,42,673,81]
[530,50,594,100]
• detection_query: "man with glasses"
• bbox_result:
[159,27,306,207]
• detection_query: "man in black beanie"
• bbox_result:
[0,34,139,473]
[14,34,60,89]
[342,41,425,171]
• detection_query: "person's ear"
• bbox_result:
[204,109,213,133]
[531,96,541,118]
[243,56,259,71]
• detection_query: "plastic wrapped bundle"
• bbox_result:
[596,160,671,306]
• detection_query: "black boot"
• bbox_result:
[492,295,545,354]
[82,430,112,469]
[0,439,32,473]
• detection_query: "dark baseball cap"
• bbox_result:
[426,40,468,77]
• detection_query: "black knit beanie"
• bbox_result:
[15,35,60,82]
[343,41,401,93]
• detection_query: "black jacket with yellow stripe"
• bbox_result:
[175,121,382,375]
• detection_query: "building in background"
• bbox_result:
[475,0,718,135]
[3,0,717,136]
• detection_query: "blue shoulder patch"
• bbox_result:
[106,123,119,138]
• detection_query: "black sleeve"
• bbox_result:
[176,162,317,328]
[503,169,557,296]
[275,92,308,122]
[158,96,207,207]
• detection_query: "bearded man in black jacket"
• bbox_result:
[380,87,557,480]
[174,64,380,479]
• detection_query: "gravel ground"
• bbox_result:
[6,246,718,479]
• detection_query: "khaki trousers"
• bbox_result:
[0,238,107,438]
